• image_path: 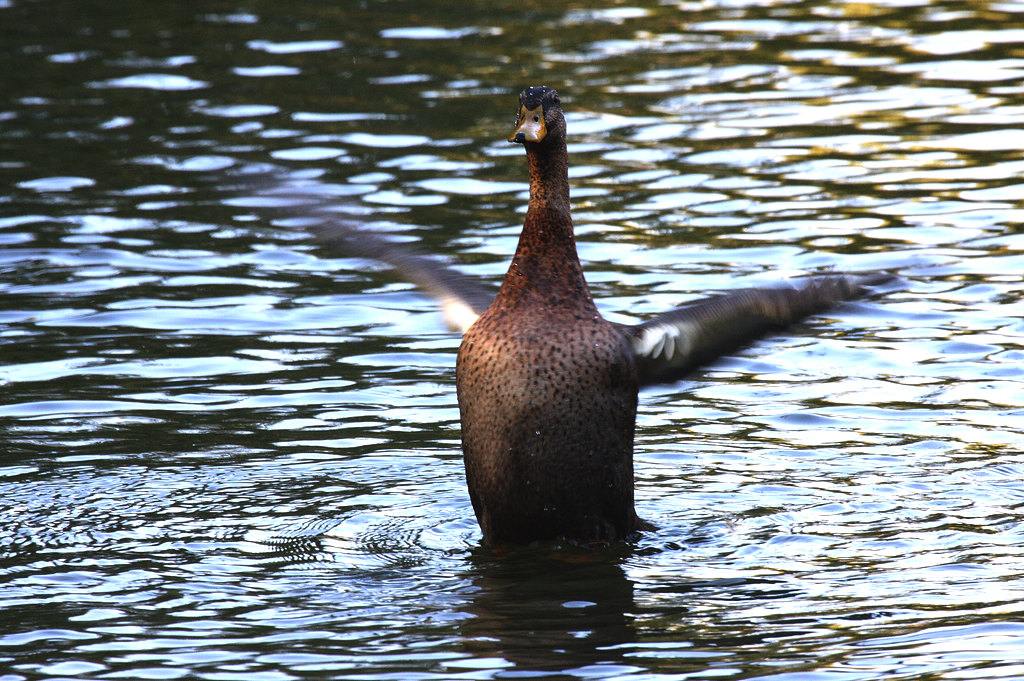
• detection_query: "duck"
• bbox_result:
[309,85,886,546]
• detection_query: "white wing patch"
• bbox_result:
[630,320,701,365]
[441,296,481,333]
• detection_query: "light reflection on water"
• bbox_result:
[1,0,1023,678]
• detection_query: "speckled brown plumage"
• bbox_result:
[456,87,641,545]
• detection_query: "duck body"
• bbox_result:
[457,87,642,545]
[457,302,640,544]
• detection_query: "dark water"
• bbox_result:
[2,0,1023,678]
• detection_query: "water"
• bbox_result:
[1,0,1023,678]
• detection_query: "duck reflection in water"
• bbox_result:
[460,548,797,674]
[463,549,637,672]
[271,86,889,547]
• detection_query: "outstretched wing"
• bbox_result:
[227,172,496,333]
[314,220,495,333]
[622,274,889,386]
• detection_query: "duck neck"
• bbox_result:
[525,139,571,220]
[497,139,596,312]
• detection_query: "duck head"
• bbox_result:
[508,86,564,145]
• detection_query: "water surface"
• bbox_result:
[1,0,1023,679]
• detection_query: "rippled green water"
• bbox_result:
[2,0,1023,679]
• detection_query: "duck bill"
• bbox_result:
[508,104,546,143]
